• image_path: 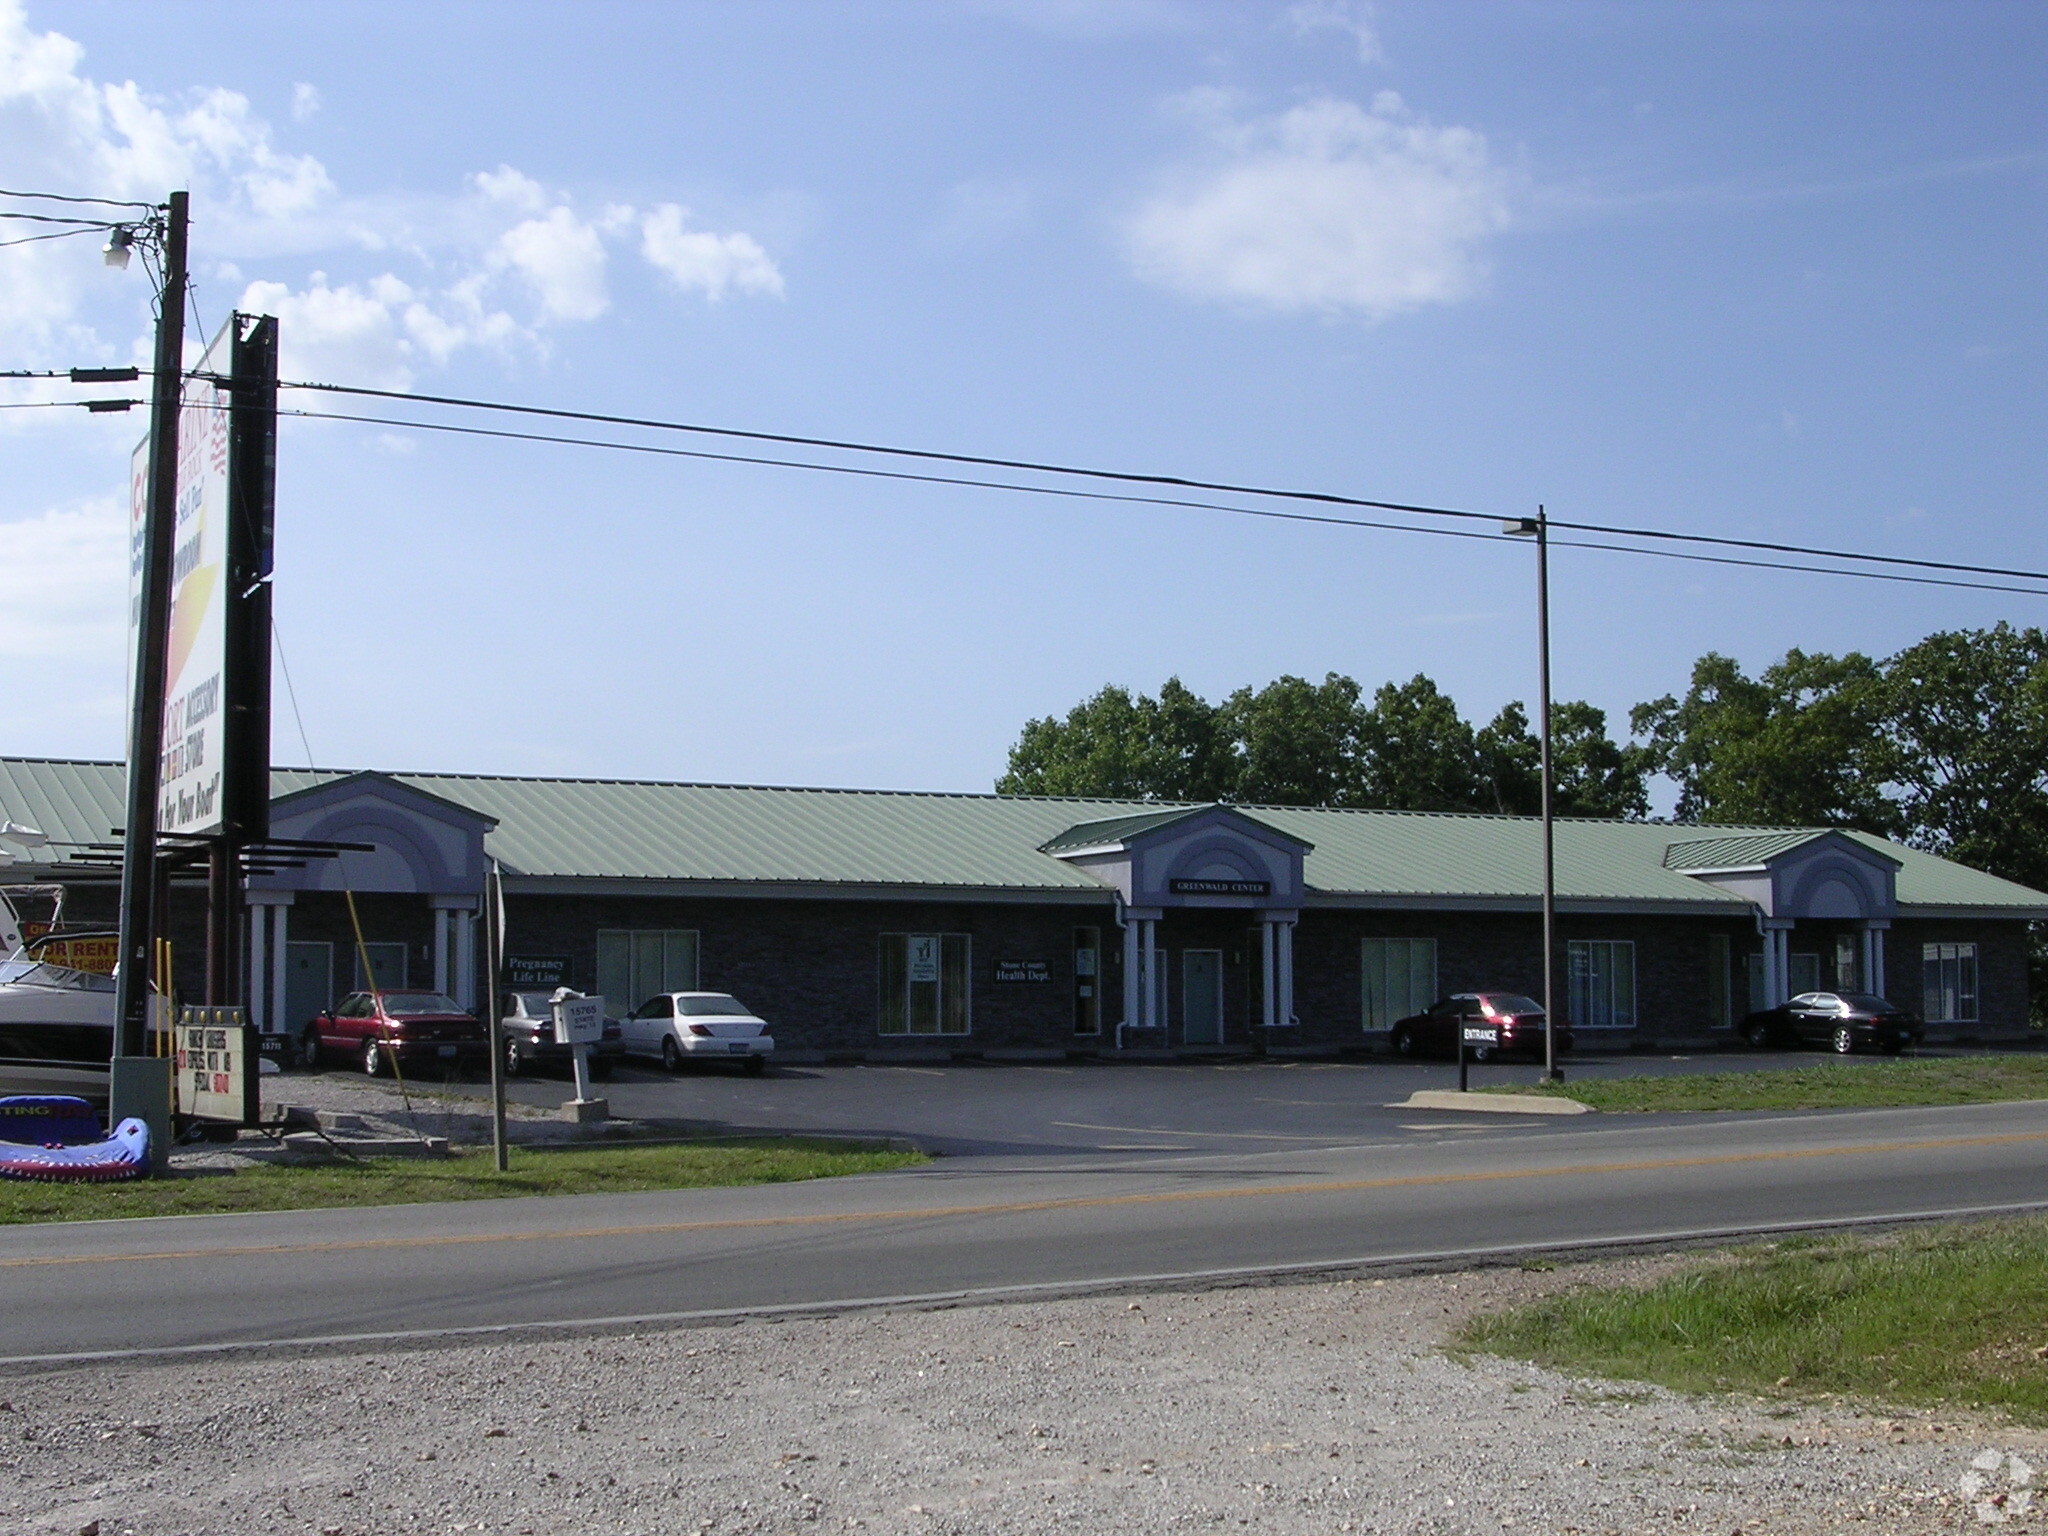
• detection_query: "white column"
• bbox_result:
[1121,916,1139,1030]
[1277,919,1295,1027]
[1141,919,1158,1032]
[1771,927,1791,1007]
[1860,929,1876,993]
[271,902,290,1035]
[432,909,448,997]
[247,904,268,1032]
[1871,927,1887,998]
[1260,918,1276,1029]
[455,909,477,1011]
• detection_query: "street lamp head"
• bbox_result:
[1502,517,1541,538]
[102,225,134,269]
[0,821,47,847]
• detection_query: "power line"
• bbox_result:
[270,377,2048,587]
[0,227,104,251]
[273,403,2048,600]
[0,187,159,211]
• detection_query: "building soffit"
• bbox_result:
[254,771,496,897]
[1665,828,1899,922]
[1041,803,1312,910]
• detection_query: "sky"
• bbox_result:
[1,0,2043,804]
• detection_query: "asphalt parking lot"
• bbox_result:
[401,1044,2027,1156]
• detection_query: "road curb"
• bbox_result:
[1394,1090,1592,1115]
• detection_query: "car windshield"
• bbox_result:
[1481,995,1543,1015]
[379,991,465,1016]
[0,958,114,992]
[675,994,751,1017]
[1839,993,1897,1013]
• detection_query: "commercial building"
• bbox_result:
[2,755,2040,1057]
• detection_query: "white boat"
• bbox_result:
[0,889,118,1100]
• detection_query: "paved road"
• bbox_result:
[7,1097,2047,1365]
[460,1048,2019,1155]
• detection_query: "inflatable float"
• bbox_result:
[0,1095,151,1182]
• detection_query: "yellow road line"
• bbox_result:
[4,1128,2045,1272]
[1052,1120,1340,1143]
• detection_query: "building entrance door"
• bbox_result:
[1183,949,1223,1045]
[284,942,332,1035]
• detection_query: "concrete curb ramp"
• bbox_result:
[1394,1089,1593,1115]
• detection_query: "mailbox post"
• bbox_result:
[551,989,607,1123]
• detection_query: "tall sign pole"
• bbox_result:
[1506,508,1561,1083]
[114,190,188,1062]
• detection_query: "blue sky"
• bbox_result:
[2,1,2043,802]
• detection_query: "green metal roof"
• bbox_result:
[3,756,2043,912]
[1038,806,1209,855]
[1664,831,1830,871]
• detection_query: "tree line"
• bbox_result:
[995,623,2048,896]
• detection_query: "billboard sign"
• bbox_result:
[174,1008,259,1125]
[129,318,234,837]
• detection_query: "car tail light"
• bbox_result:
[686,1024,713,1038]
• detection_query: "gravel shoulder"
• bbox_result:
[6,1254,2039,1535]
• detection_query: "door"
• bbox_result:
[284,941,332,1037]
[1182,950,1223,1046]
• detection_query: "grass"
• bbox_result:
[1457,1218,2048,1423]
[0,1137,926,1225]
[1477,1053,2048,1112]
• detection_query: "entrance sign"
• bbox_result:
[553,994,605,1046]
[908,935,940,984]
[174,1006,258,1125]
[1462,1025,1500,1048]
[994,960,1051,983]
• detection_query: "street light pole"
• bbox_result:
[1506,508,1561,1082]
[113,190,188,1067]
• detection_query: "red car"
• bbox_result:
[1387,992,1573,1062]
[300,990,488,1077]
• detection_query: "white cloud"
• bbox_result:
[1288,0,1383,65]
[473,164,548,214]
[492,205,609,322]
[1125,94,1513,319]
[0,496,125,663]
[640,204,784,301]
[291,82,320,122]
[239,270,526,388]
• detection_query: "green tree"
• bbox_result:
[1878,624,2048,892]
[1630,649,1900,832]
[995,678,1234,801]
[1475,700,1650,819]
[1221,672,1365,806]
[1355,674,1484,812]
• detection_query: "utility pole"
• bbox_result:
[111,190,188,1143]
[1506,508,1562,1082]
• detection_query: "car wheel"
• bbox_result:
[1832,1025,1855,1055]
[1470,1045,1493,1063]
[1390,1027,1414,1058]
[661,1035,683,1073]
[743,1055,766,1077]
[1744,1020,1772,1049]
[299,1027,321,1071]
[503,1034,524,1078]
[363,1038,386,1077]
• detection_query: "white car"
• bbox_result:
[622,991,774,1075]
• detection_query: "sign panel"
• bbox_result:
[907,935,940,984]
[29,934,120,974]
[553,994,605,1046]
[993,960,1051,984]
[1170,878,1271,897]
[129,319,234,837]
[1462,1025,1500,1047]
[504,955,571,988]
[174,1008,258,1124]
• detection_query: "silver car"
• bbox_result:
[621,991,774,1075]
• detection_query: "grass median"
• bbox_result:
[1478,1052,2048,1112]
[0,1137,927,1225]
[1457,1218,2048,1424]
